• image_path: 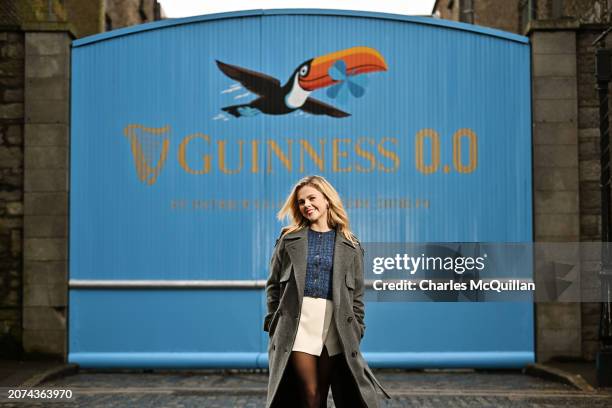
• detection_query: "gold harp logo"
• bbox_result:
[123,124,170,185]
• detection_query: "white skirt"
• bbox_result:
[292,296,343,357]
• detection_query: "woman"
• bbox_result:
[264,175,391,408]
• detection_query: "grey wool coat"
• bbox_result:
[263,226,392,408]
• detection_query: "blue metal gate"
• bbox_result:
[69,9,533,368]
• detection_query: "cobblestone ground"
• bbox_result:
[1,370,611,407]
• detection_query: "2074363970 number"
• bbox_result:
[7,389,73,399]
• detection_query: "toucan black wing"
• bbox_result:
[216,60,281,96]
[301,97,351,118]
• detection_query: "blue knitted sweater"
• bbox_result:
[304,228,336,300]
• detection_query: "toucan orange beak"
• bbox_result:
[298,46,387,91]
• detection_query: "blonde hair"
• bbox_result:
[277,175,358,245]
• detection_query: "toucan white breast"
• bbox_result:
[285,73,311,109]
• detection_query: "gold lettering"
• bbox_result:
[178,133,211,174]
[267,139,292,173]
[299,139,325,172]
[217,139,244,174]
[251,140,259,173]
[415,129,439,174]
[354,137,376,173]
[377,137,399,172]
[332,138,352,172]
[453,128,478,173]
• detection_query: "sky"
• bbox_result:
[157,0,436,18]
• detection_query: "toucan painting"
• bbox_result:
[216,46,387,118]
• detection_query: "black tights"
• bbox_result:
[290,346,340,408]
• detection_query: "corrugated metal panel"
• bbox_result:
[70,10,532,368]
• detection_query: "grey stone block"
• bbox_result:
[24,192,67,215]
[0,310,19,321]
[6,33,21,42]
[23,285,50,306]
[583,340,598,360]
[533,77,576,99]
[1,172,23,188]
[533,145,578,167]
[3,290,18,307]
[0,217,23,230]
[0,77,23,88]
[24,215,67,238]
[580,215,600,236]
[535,213,579,236]
[534,191,579,214]
[24,238,67,261]
[23,282,66,307]
[25,55,68,79]
[25,169,68,192]
[578,128,599,140]
[24,263,47,286]
[535,235,580,242]
[0,59,23,77]
[579,188,600,211]
[582,303,601,322]
[581,270,601,293]
[0,103,24,119]
[579,139,599,159]
[25,78,69,101]
[534,99,577,123]
[532,31,576,54]
[23,307,65,331]
[25,32,70,56]
[6,202,23,215]
[25,124,68,146]
[1,43,24,59]
[537,303,581,329]
[533,122,577,145]
[532,54,576,77]
[579,244,601,262]
[533,167,578,191]
[4,88,23,102]
[25,99,68,124]
[537,328,581,356]
[0,146,23,167]
[579,160,600,181]
[5,125,22,145]
[24,261,67,285]
[23,329,65,355]
[578,107,599,129]
[48,282,67,306]
[25,146,68,169]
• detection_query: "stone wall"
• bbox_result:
[22,31,71,357]
[0,0,163,359]
[433,0,611,363]
[63,0,104,38]
[434,0,519,31]
[576,26,612,360]
[0,30,25,358]
[475,0,520,33]
[530,26,582,362]
[563,0,610,24]
[105,0,161,30]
